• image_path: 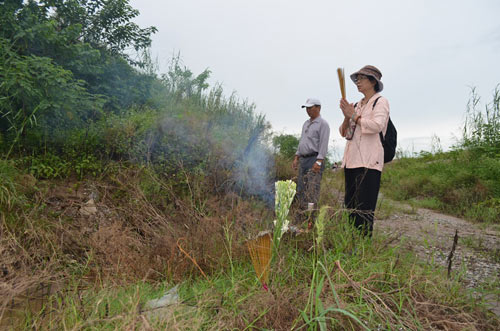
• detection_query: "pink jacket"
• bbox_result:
[340,93,390,172]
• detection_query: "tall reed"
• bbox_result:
[461,85,500,156]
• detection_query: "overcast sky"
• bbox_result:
[130,0,500,157]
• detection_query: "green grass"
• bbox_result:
[5,211,498,330]
[379,86,500,223]
[460,235,500,264]
[3,80,500,328]
[380,149,500,223]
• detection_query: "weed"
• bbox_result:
[2,177,498,329]
[0,160,24,210]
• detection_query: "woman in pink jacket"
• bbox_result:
[339,65,390,237]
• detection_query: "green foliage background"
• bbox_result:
[380,86,500,223]
[272,134,299,159]
[1,0,498,217]
[0,2,499,329]
[0,0,274,197]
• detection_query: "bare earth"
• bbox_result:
[375,205,500,317]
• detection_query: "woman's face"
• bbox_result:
[355,74,376,94]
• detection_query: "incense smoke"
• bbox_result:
[138,112,275,205]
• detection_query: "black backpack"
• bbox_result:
[372,97,397,163]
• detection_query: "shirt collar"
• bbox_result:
[364,93,381,106]
[358,93,381,111]
[308,115,321,123]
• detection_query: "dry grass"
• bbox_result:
[0,165,272,322]
[1,164,499,330]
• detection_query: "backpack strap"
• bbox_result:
[355,96,380,112]
[371,96,384,143]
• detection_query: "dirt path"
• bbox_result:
[375,205,500,316]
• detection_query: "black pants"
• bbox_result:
[344,167,381,237]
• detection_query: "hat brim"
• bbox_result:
[301,103,316,108]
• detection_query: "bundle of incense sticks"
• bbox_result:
[247,231,271,290]
[337,67,346,100]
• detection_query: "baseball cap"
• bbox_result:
[301,98,321,108]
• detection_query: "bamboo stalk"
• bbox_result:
[337,67,346,100]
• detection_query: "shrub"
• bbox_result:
[16,153,70,179]
[272,134,299,159]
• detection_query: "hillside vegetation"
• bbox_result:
[1,1,499,330]
[381,87,500,223]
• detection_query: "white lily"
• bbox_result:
[273,180,296,249]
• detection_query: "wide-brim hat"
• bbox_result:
[350,65,384,92]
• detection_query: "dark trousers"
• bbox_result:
[344,167,381,237]
[296,156,325,210]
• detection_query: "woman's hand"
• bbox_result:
[339,99,355,119]
[339,117,349,137]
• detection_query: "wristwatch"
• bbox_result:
[315,161,322,166]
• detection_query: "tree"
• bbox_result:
[0,0,159,117]
[50,0,157,66]
[0,37,104,156]
[272,134,299,159]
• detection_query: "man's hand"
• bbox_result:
[312,160,322,173]
[292,156,299,171]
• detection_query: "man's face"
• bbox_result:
[306,105,320,119]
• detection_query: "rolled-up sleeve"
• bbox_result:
[317,121,330,160]
[360,97,389,134]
